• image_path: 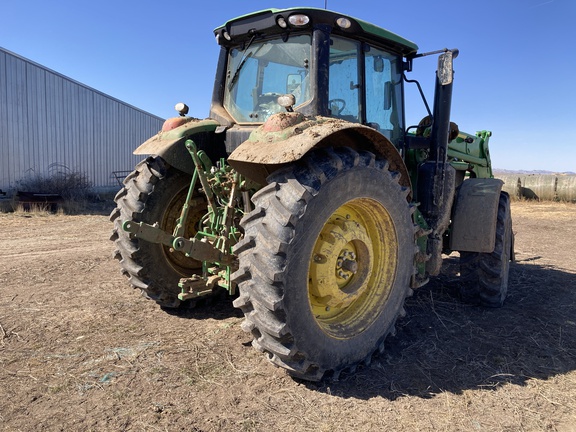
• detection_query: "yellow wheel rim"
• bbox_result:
[160,189,204,275]
[308,198,398,339]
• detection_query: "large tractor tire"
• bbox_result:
[232,147,416,381]
[110,156,205,308]
[459,192,513,307]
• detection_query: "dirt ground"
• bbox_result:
[1,200,575,431]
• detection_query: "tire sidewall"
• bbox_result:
[139,168,190,226]
[115,160,202,302]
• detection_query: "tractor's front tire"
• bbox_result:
[110,156,205,308]
[232,147,416,381]
[459,192,513,307]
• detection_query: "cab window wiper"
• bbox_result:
[228,34,261,91]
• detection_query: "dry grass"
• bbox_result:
[0,202,575,431]
[15,164,92,200]
[7,164,116,215]
[4,195,114,216]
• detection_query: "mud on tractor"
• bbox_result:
[110,8,514,381]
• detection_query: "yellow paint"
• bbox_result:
[307,198,398,339]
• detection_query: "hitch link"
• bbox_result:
[172,236,233,265]
[122,221,174,247]
[122,220,233,265]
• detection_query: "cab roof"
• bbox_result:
[214,7,419,57]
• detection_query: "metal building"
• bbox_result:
[0,46,164,194]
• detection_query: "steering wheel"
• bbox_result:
[258,93,283,117]
[329,98,346,115]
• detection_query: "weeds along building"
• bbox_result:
[0,46,164,195]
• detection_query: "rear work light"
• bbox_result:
[336,17,352,29]
[277,16,288,28]
[288,14,310,27]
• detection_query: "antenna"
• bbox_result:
[324,0,328,9]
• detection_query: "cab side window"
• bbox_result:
[328,37,404,146]
[365,48,403,144]
[329,37,360,122]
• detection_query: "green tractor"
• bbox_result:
[110,7,513,381]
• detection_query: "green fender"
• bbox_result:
[227,113,412,195]
[134,117,221,174]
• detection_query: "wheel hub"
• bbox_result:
[309,218,373,312]
[336,251,358,280]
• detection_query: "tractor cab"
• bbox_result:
[211,8,418,150]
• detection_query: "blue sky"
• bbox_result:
[2,0,575,172]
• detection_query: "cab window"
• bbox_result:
[224,35,311,123]
[329,36,404,147]
[365,48,404,144]
[328,37,360,122]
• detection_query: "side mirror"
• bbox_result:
[437,51,454,86]
[286,74,302,94]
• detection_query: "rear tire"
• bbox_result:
[232,147,415,381]
[110,156,205,308]
[459,192,513,307]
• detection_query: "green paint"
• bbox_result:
[448,130,494,179]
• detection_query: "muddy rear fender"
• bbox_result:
[227,114,411,195]
[134,117,221,175]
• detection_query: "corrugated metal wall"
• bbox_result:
[0,47,164,192]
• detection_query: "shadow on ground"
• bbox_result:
[166,255,576,400]
[309,257,576,399]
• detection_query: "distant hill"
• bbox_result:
[494,169,576,176]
